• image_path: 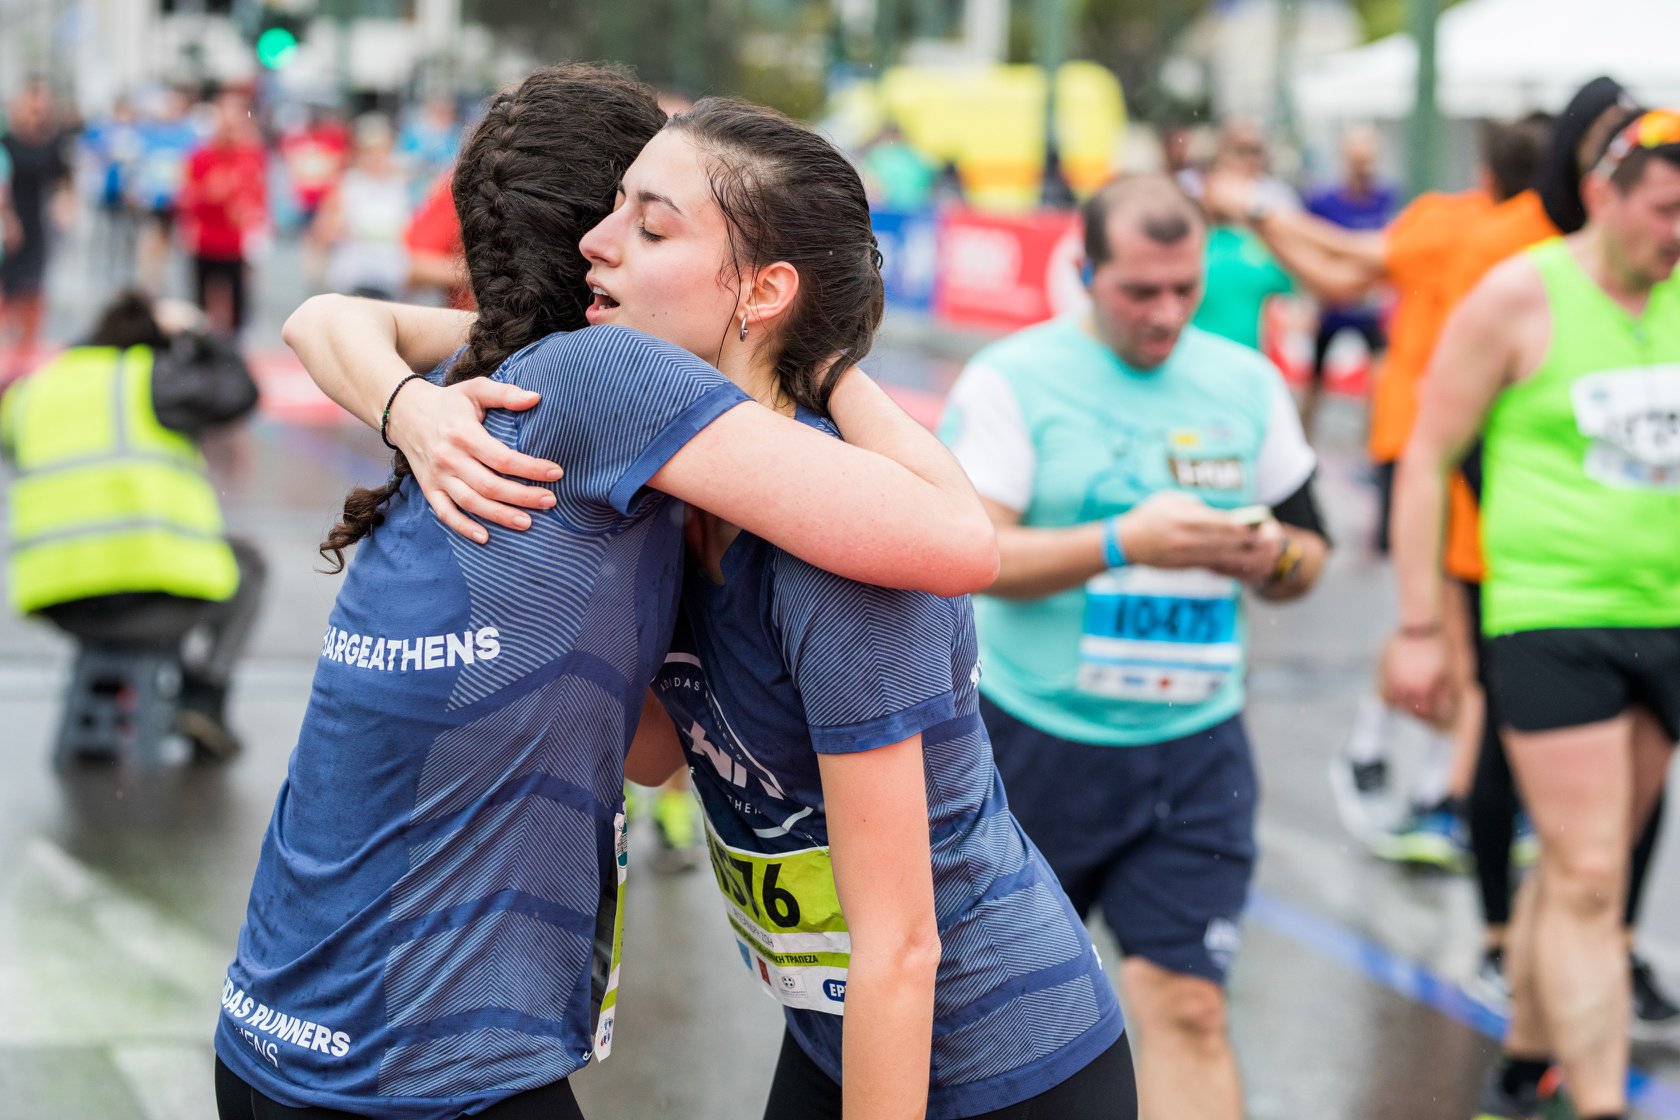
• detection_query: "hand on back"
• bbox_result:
[384,378,563,543]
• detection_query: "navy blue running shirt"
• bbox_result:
[216,325,748,1118]
[654,412,1124,1120]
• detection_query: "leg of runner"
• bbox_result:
[1121,960,1240,1120]
[1627,794,1680,1038]
[1505,713,1638,1115]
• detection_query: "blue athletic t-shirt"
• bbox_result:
[215,325,748,1118]
[653,413,1123,1120]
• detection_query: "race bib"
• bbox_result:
[1076,566,1241,704]
[1571,364,1680,489]
[704,818,850,1015]
[592,811,629,1060]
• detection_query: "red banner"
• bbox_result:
[934,209,1085,333]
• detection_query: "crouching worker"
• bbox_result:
[2,289,265,761]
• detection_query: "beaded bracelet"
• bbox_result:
[379,373,430,452]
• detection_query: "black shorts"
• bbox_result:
[761,1028,1137,1120]
[981,696,1257,984]
[1487,626,1680,739]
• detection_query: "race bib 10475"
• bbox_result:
[1076,566,1241,705]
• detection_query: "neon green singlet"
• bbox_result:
[1481,238,1680,636]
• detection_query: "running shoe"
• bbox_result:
[1466,946,1511,1014]
[1471,1064,1568,1120]
[1331,753,1396,842]
[651,786,702,873]
[1631,953,1680,1042]
[1472,1067,1540,1120]
[1510,813,1539,869]
[1374,801,1469,871]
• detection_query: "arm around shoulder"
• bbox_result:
[650,401,998,598]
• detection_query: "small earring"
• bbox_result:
[739,312,749,342]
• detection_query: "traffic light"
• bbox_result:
[254,6,306,69]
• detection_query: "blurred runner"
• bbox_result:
[1388,108,1680,1120]
[1209,116,1549,867]
[397,95,460,206]
[310,113,410,300]
[278,107,349,229]
[1301,126,1398,438]
[1188,123,1298,353]
[941,173,1330,1120]
[131,86,201,293]
[403,170,471,308]
[80,95,144,281]
[1,80,73,375]
[179,91,267,337]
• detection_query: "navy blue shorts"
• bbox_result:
[981,696,1258,984]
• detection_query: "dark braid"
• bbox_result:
[319,63,666,570]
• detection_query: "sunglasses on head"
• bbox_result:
[1594,109,1680,178]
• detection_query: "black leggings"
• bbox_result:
[215,1057,584,1120]
[760,1030,1138,1120]
[1464,585,1667,928]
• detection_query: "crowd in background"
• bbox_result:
[0,77,472,376]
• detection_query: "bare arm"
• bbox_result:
[982,492,1272,599]
[625,689,685,787]
[283,295,475,424]
[1252,208,1387,305]
[649,406,998,598]
[283,295,563,539]
[1386,259,1538,718]
[818,735,940,1120]
[287,295,998,594]
[827,368,986,521]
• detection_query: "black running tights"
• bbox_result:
[760,1030,1138,1120]
[215,1058,584,1120]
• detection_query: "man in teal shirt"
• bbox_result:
[940,173,1331,1120]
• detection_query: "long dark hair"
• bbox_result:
[664,98,884,417]
[319,63,666,570]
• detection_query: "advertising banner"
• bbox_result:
[933,209,1085,333]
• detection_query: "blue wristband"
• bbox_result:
[1101,517,1127,569]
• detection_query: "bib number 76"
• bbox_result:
[706,831,802,928]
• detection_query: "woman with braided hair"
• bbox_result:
[215,67,995,1120]
[289,93,1137,1120]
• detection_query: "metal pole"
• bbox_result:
[1037,0,1069,190]
[1407,0,1442,196]
[874,0,900,74]
[914,0,942,39]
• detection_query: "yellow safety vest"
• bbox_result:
[2,345,238,614]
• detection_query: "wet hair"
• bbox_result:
[84,289,168,350]
[1481,114,1552,202]
[663,98,884,417]
[319,63,666,571]
[1082,173,1205,266]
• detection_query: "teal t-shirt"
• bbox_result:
[939,317,1315,746]
[1191,224,1294,351]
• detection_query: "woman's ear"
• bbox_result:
[744,260,800,332]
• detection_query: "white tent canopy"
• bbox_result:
[1293,0,1680,121]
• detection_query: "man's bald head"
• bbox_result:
[1082,173,1206,268]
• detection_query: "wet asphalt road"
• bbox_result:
[2,228,1678,1120]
